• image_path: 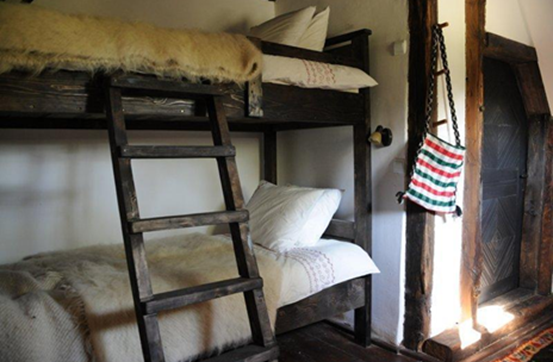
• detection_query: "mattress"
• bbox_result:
[0,233,378,362]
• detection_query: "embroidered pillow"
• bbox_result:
[263,55,378,90]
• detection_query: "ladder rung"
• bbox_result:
[110,74,224,97]
[203,345,279,362]
[119,145,236,159]
[143,277,263,315]
[130,210,248,233]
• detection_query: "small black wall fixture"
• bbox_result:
[368,125,393,147]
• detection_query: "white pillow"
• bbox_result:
[246,181,342,252]
[298,7,330,51]
[262,55,378,90]
[250,7,316,47]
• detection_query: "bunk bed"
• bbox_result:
[0,5,374,360]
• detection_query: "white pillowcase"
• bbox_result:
[250,7,316,47]
[263,55,378,91]
[246,181,342,252]
[298,7,330,51]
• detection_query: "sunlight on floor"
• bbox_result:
[459,305,515,349]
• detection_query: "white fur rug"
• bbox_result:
[0,234,282,362]
[0,3,262,83]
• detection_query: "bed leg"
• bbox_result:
[354,275,372,347]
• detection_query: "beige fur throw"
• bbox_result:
[0,234,282,362]
[0,3,262,83]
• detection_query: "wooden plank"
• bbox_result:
[130,210,249,233]
[275,279,365,335]
[325,29,373,47]
[262,131,277,183]
[119,145,235,159]
[105,86,165,361]
[143,277,262,314]
[403,0,437,350]
[484,33,538,63]
[0,71,364,129]
[520,116,547,290]
[538,117,553,295]
[323,219,356,241]
[262,83,364,126]
[352,31,372,348]
[207,96,276,349]
[513,62,551,117]
[110,74,224,97]
[423,293,553,361]
[461,0,486,326]
[203,345,279,362]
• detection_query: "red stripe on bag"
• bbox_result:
[411,178,456,197]
[425,138,464,160]
[417,159,462,178]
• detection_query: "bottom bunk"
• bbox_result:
[0,233,378,362]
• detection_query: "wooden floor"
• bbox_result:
[278,323,416,362]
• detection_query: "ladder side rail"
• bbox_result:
[105,86,165,362]
[207,97,277,349]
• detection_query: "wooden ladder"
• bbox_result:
[104,75,278,362]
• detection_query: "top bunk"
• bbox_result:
[0,2,372,133]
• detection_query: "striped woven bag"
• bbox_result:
[399,25,465,215]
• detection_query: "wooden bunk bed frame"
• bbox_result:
[0,29,373,346]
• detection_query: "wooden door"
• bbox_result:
[479,57,529,303]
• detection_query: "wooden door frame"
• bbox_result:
[461,10,553,326]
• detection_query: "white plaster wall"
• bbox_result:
[432,0,466,336]
[518,0,553,110]
[431,0,553,336]
[0,130,262,264]
[0,0,275,264]
[33,0,274,33]
[275,0,409,345]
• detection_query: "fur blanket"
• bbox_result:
[0,234,283,362]
[0,3,262,83]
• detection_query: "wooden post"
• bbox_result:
[538,117,553,295]
[263,130,277,184]
[403,0,437,351]
[352,33,372,348]
[461,0,486,325]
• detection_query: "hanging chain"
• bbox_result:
[436,26,462,146]
[408,25,462,180]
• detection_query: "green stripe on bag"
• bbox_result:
[420,149,463,169]
[415,169,458,188]
[406,189,456,207]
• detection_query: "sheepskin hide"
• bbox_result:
[0,234,283,362]
[0,3,262,83]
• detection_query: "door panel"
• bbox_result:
[480,57,528,303]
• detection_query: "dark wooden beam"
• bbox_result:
[403,0,437,351]
[513,62,551,117]
[484,33,538,63]
[275,279,365,335]
[461,0,486,326]
[351,31,373,348]
[538,116,553,295]
[520,116,549,290]
[262,130,277,183]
